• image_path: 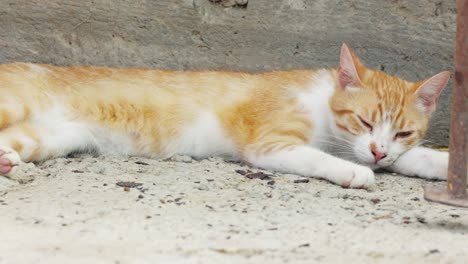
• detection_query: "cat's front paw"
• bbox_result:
[327,164,375,189]
[390,149,448,180]
[415,152,449,180]
[0,147,21,177]
[412,151,448,180]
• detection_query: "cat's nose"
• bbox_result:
[371,150,387,163]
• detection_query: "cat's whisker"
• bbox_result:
[418,139,439,147]
[314,137,354,147]
[327,136,356,146]
[314,141,354,150]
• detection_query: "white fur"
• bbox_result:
[28,103,96,159]
[296,70,335,149]
[388,146,448,180]
[91,126,137,156]
[164,111,238,159]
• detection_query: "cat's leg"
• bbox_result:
[387,146,448,180]
[244,145,375,188]
[0,99,31,128]
[0,121,94,177]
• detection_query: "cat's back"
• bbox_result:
[0,62,318,106]
[0,62,254,90]
[0,62,315,92]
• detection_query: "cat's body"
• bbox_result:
[0,44,450,188]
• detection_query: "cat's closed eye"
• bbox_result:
[358,116,373,132]
[394,131,413,140]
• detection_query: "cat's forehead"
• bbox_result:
[360,70,418,109]
[362,70,413,95]
[362,70,414,90]
[357,71,425,127]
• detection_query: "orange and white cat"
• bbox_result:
[0,44,450,188]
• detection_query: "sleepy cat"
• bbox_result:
[0,44,450,188]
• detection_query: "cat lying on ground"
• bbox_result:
[0,44,449,188]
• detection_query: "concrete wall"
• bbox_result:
[0,0,457,146]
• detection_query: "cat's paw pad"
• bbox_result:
[0,148,21,177]
[339,165,375,189]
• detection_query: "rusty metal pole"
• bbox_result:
[424,0,468,207]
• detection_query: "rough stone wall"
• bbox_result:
[0,0,457,145]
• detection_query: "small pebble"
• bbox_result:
[294,179,309,183]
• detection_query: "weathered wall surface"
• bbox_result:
[0,0,457,145]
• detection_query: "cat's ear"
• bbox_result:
[338,43,365,90]
[413,71,451,115]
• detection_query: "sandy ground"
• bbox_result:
[0,155,467,264]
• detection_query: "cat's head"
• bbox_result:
[329,43,450,169]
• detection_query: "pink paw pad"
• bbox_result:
[0,157,14,174]
[0,148,21,177]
